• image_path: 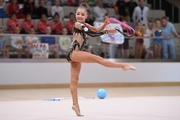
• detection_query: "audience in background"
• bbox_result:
[142,25,153,59]
[146,21,153,51]
[22,14,35,34]
[115,0,128,21]
[36,0,48,19]
[93,0,107,21]
[66,12,75,35]
[8,13,20,34]
[161,17,179,59]
[51,0,64,20]
[11,27,29,58]
[133,0,149,27]
[0,0,8,18]
[8,0,24,18]
[24,28,39,55]
[120,21,130,58]
[23,0,37,19]
[134,21,143,59]
[126,0,138,22]
[59,27,71,55]
[41,26,60,58]
[103,0,113,8]
[51,13,64,34]
[38,14,50,34]
[0,28,9,58]
[153,19,162,59]
[88,0,96,6]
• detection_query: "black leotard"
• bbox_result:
[66,23,108,62]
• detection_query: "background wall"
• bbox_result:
[0,61,180,85]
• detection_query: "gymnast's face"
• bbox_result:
[76,8,87,23]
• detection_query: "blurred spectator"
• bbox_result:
[66,12,75,35]
[18,0,26,4]
[41,26,60,58]
[36,0,48,19]
[8,13,20,34]
[120,21,130,58]
[88,0,96,6]
[0,28,9,58]
[85,10,94,26]
[11,27,29,58]
[142,25,153,59]
[103,0,113,8]
[8,0,24,18]
[146,20,153,50]
[65,0,78,6]
[93,0,107,21]
[101,14,109,58]
[51,13,64,34]
[161,17,179,59]
[0,0,8,18]
[51,0,64,20]
[22,14,35,34]
[38,14,50,34]
[45,0,52,6]
[115,0,128,21]
[79,0,91,12]
[126,0,138,22]
[133,0,149,27]
[153,19,162,59]
[24,28,39,56]
[59,27,71,55]
[23,0,37,19]
[134,21,143,59]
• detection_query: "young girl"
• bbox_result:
[0,28,9,58]
[51,13,64,34]
[22,14,35,34]
[8,13,20,34]
[134,21,143,58]
[153,19,162,58]
[66,5,136,116]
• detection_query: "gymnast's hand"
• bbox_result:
[104,18,110,25]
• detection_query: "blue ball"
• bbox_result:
[97,88,107,99]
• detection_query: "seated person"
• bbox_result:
[66,12,75,35]
[59,27,72,54]
[8,0,24,18]
[41,26,60,58]
[0,28,9,58]
[8,13,20,34]
[37,14,50,34]
[11,27,30,58]
[25,28,39,55]
[22,14,35,34]
[35,0,48,19]
[51,13,64,34]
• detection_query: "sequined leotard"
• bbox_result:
[66,23,108,62]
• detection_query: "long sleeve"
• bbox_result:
[60,7,64,19]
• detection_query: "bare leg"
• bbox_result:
[24,48,30,58]
[138,46,143,59]
[121,49,124,58]
[70,62,83,116]
[17,49,22,58]
[49,44,59,58]
[154,43,158,58]
[71,51,135,71]
[157,45,162,59]
[125,49,129,58]
[135,43,139,58]
[5,49,9,58]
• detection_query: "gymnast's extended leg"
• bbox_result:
[70,61,83,116]
[71,51,135,71]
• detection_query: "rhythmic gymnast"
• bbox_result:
[66,5,137,116]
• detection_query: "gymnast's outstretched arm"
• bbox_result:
[84,19,109,32]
